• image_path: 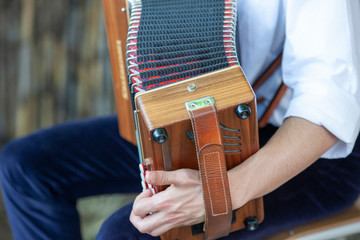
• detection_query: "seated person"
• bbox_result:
[1,0,360,239]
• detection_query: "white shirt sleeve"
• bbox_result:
[282,0,360,158]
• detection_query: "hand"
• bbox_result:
[130,169,205,236]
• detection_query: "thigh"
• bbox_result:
[96,202,159,240]
[0,115,141,201]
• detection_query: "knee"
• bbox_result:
[0,137,42,192]
[96,202,149,240]
[1,139,23,180]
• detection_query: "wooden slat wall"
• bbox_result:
[0,0,116,146]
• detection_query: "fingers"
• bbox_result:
[131,169,203,236]
[132,188,172,218]
[131,190,180,237]
[145,170,174,186]
[134,169,200,217]
[146,169,197,186]
[131,209,184,236]
[132,189,154,217]
[135,189,153,203]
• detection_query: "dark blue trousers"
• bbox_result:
[1,115,359,240]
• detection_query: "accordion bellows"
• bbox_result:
[127,0,238,93]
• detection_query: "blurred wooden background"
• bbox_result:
[0,0,126,239]
[0,0,116,147]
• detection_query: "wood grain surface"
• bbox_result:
[135,66,255,130]
[136,66,264,240]
[102,0,137,145]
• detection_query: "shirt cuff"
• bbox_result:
[284,80,360,159]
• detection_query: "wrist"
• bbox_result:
[228,158,256,210]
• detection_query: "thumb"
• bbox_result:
[146,170,183,186]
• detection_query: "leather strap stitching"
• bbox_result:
[203,151,229,216]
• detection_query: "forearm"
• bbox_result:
[228,116,338,209]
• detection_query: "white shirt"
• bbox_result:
[236,0,360,158]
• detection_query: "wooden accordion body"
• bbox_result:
[135,66,263,239]
[102,0,264,239]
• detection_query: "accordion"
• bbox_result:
[102,0,264,239]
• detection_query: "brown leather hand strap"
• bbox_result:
[186,97,232,240]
